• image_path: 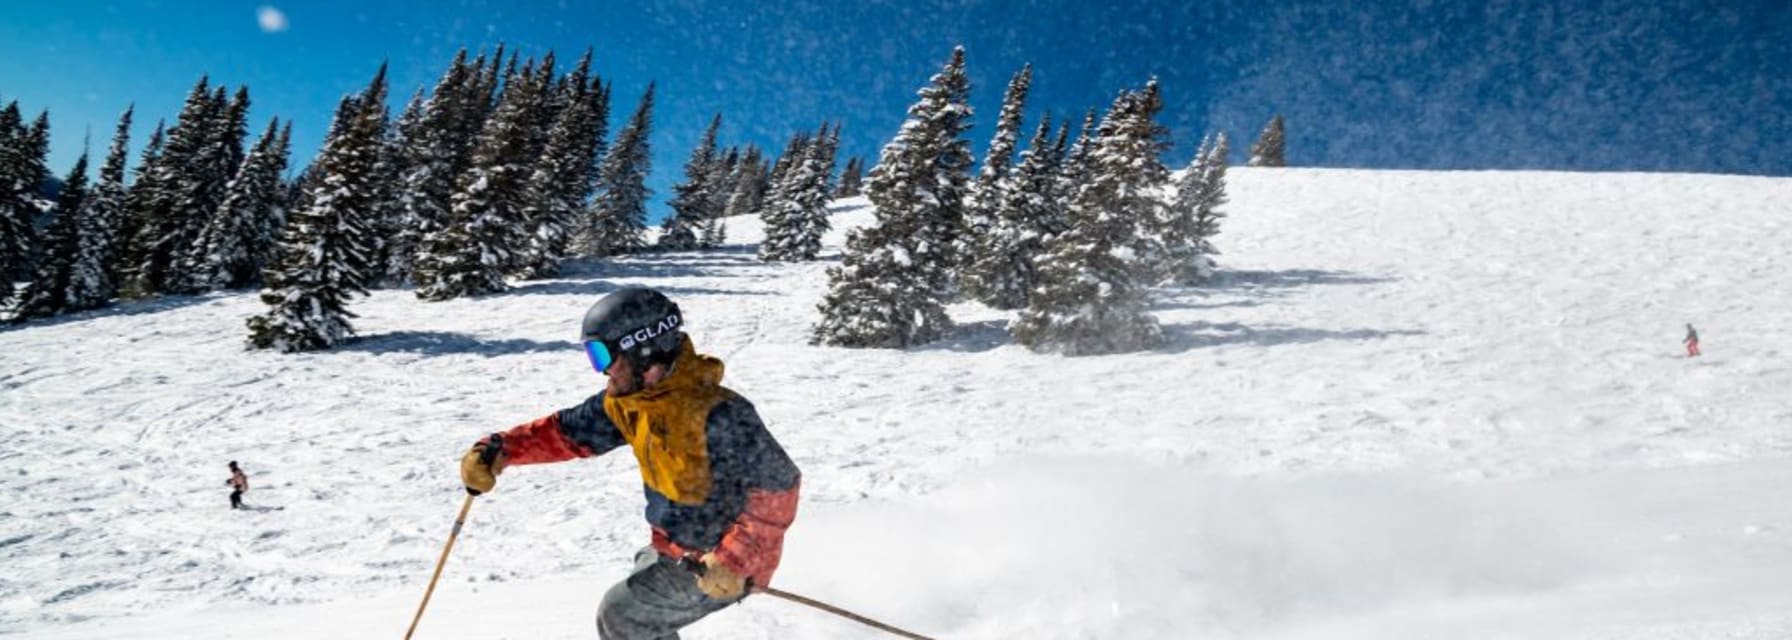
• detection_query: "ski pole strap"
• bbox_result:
[752,585,937,640]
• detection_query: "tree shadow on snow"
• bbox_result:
[2,291,233,333]
[1157,321,1425,353]
[503,279,776,299]
[1151,298,1267,312]
[911,319,1012,353]
[338,331,577,357]
[1202,268,1396,291]
[1153,268,1396,311]
[554,249,769,279]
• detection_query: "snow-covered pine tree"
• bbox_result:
[341,71,392,292]
[964,114,1061,310]
[1248,113,1285,167]
[167,86,252,293]
[766,133,810,199]
[217,87,251,176]
[1123,80,1175,284]
[722,145,764,218]
[756,131,807,261]
[966,64,1031,241]
[12,152,89,320]
[818,122,841,197]
[66,106,134,310]
[697,147,739,248]
[0,104,49,307]
[114,120,164,285]
[521,52,558,162]
[466,46,504,137]
[416,56,544,300]
[661,113,721,251]
[834,156,864,198]
[760,124,836,262]
[377,90,427,285]
[714,145,765,246]
[1158,132,1214,286]
[249,122,294,277]
[247,68,388,352]
[1059,108,1097,182]
[1187,131,1230,275]
[514,52,603,279]
[395,51,476,288]
[812,47,974,348]
[582,83,654,257]
[123,77,219,297]
[1012,86,1166,355]
[188,118,290,290]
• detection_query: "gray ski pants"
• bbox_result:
[597,547,740,640]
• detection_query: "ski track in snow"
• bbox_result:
[3,168,1791,638]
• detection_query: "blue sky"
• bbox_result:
[1,1,1787,220]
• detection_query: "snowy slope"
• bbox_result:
[4,168,1791,639]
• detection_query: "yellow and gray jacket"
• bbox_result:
[494,338,801,586]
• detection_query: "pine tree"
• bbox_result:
[967,64,1031,238]
[834,156,864,198]
[812,47,974,348]
[250,122,294,275]
[247,67,388,352]
[124,77,219,296]
[661,113,721,251]
[713,145,766,246]
[522,52,559,162]
[188,118,291,290]
[1248,113,1285,167]
[342,71,392,291]
[416,55,544,300]
[168,86,252,293]
[582,83,653,257]
[1012,85,1168,355]
[115,120,164,283]
[766,133,810,197]
[1044,107,1096,241]
[1124,80,1175,284]
[376,90,427,285]
[760,123,837,262]
[466,45,505,137]
[12,153,89,320]
[757,131,807,260]
[697,147,740,248]
[66,106,134,309]
[1,107,51,308]
[514,51,605,279]
[396,52,476,288]
[1179,131,1230,281]
[964,114,1061,309]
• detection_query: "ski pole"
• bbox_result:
[403,493,474,639]
[406,440,498,640]
[752,585,938,640]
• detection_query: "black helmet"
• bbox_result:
[582,287,684,370]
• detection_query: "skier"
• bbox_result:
[1684,323,1701,357]
[226,461,248,509]
[459,287,801,639]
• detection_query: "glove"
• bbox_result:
[460,435,507,495]
[694,552,748,600]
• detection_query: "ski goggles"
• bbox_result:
[583,339,617,374]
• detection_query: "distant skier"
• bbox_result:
[226,461,248,509]
[458,287,801,640]
[1684,323,1701,357]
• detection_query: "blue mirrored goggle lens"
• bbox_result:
[584,340,614,373]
